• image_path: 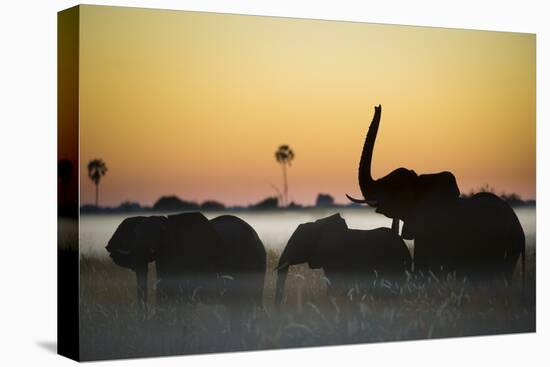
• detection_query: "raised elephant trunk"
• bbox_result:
[346,104,382,204]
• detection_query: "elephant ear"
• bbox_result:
[135,216,167,263]
[415,171,460,203]
[402,171,460,239]
[280,222,318,266]
[163,212,223,271]
[106,216,146,270]
[308,214,347,269]
[372,168,419,219]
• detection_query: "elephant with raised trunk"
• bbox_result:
[275,214,411,307]
[106,212,266,316]
[346,105,525,279]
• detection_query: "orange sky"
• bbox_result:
[78,5,535,206]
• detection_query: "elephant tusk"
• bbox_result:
[391,218,400,235]
[346,194,368,203]
[346,194,378,207]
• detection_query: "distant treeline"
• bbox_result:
[80,191,534,214]
[461,185,535,207]
[79,193,363,214]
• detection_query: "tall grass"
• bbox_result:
[78,246,535,361]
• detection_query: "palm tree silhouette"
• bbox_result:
[87,159,108,207]
[58,159,73,205]
[275,145,295,207]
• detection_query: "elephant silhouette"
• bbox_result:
[106,212,266,316]
[346,105,525,280]
[274,214,411,307]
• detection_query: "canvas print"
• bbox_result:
[57,5,536,361]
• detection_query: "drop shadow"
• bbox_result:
[36,340,57,354]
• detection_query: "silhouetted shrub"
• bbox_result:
[118,201,142,212]
[460,186,532,207]
[250,197,279,210]
[288,201,303,209]
[201,200,226,210]
[153,196,199,211]
[500,193,525,206]
[315,193,335,207]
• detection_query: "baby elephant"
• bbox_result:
[275,213,411,306]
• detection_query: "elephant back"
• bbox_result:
[159,212,223,275]
[209,215,267,274]
[412,192,525,277]
[457,192,525,274]
[346,227,411,275]
[209,215,266,307]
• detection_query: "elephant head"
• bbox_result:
[346,105,460,239]
[106,216,167,312]
[274,214,347,306]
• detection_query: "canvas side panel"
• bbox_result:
[57,5,80,362]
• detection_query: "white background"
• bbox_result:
[0,0,547,365]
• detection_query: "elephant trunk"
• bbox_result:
[347,105,382,204]
[275,250,290,308]
[275,266,289,308]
